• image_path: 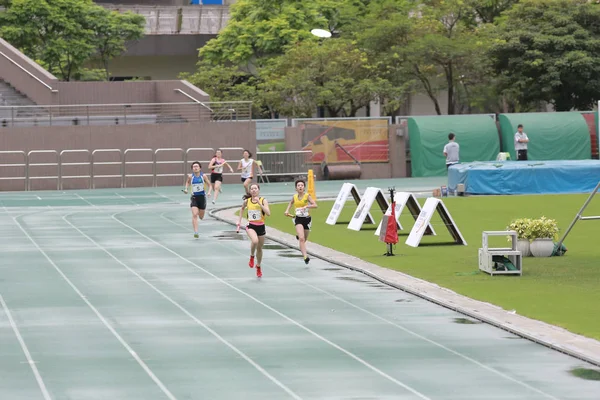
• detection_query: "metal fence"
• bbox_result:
[0,101,252,127]
[255,151,312,178]
[0,148,311,191]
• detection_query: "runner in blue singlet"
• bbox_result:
[183,161,208,238]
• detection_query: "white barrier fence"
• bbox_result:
[326,182,467,247]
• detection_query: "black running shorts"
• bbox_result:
[294,216,312,230]
[246,223,266,236]
[210,173,223,184]
[190,195,207,210]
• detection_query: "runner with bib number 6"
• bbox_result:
[237,183,271,278]
[284,179,317,264]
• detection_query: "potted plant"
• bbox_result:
[528,217,559,257]
[507,218,533,257]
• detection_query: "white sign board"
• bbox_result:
[348,187,388,231]
[326,183,374,226]
[374,192,436,236]
[406,197,467,248]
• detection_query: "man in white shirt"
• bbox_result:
[443,133,460,170]
[514,124,529,161]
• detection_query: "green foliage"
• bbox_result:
[507,216,560,241]
[507,218,534,240]
[260,39,406,117]
[0,0,144,81]
[198,0,329,68]
[527,216,559,240]
[488,0,600,111]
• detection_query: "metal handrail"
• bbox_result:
[0,148,311,192]
[0,151,27,190]
[91,149,123,189]
[27,150,59,190]
[0,51,58,93]
[173,89,213,112]
[154,148,184,187]
[123,149,154,188]
[59,150,91,190]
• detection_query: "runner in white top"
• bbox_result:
[207,149,234,204]
[237,149,259,195]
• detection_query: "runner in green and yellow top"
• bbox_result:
[237,183,271,278]
[284,179,317,264]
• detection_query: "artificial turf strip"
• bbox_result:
[263,194,600,341]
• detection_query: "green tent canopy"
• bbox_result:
[408,115,500,177]
[498,112,591,161]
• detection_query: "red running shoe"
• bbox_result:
[256,266,262,278]
[248,255,255,268]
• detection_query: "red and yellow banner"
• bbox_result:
[301,119,389,163]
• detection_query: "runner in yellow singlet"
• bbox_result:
[237,183,270,278]
[284,179,317,264]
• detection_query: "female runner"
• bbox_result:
[284,179,317,264]
[183,161,208,238]
[237,183,270,278]
[237,150,258,195]
[207,149,234,204]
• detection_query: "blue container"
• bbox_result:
[202,0,223,4]
[190,0,201,4]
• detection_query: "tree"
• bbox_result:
[260,39,404,117]
[0,0,144,81]
[198,0,330,72]
[87,8,145,81]
[488,0,600,111]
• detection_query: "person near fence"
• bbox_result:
[237,183,270,278]
[284,179,317,265]
[237,150,260,194]
[207,149,234,204]
[514,124,529,161]
[183,161,208,238]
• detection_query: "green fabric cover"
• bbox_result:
[408,115,500,177]
[498,112,591,161]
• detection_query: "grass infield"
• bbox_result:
[261,193,600,341]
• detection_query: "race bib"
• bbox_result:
[192,183,203,193]
[295,208,309,217]
[248,210,262,221]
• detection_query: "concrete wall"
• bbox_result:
[284,124,407,180]
[0,121,255,191]
[0,38,59,105]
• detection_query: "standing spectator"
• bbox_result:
[443,133,460,170]
[514,124,529,160]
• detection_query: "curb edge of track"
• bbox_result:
[208,204,600,368]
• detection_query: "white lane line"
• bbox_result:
[112,210,432,400]
[0,294,52,400]
[115,193,139,206]
[160,212,562,400]
[62,212,302,400]
[74,193,95,207]
[11,215,177,400]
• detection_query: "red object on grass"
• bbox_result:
[385,202,398,245]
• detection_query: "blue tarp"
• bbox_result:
[448,160,600,195]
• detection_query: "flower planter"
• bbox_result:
[530,238,554,257]
[516,239,532,257]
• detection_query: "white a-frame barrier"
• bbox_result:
[374,192,436,237]
[326,182,375,226]
[348,187,390,231]
[555,181,600,249]
[406,197,467,247]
